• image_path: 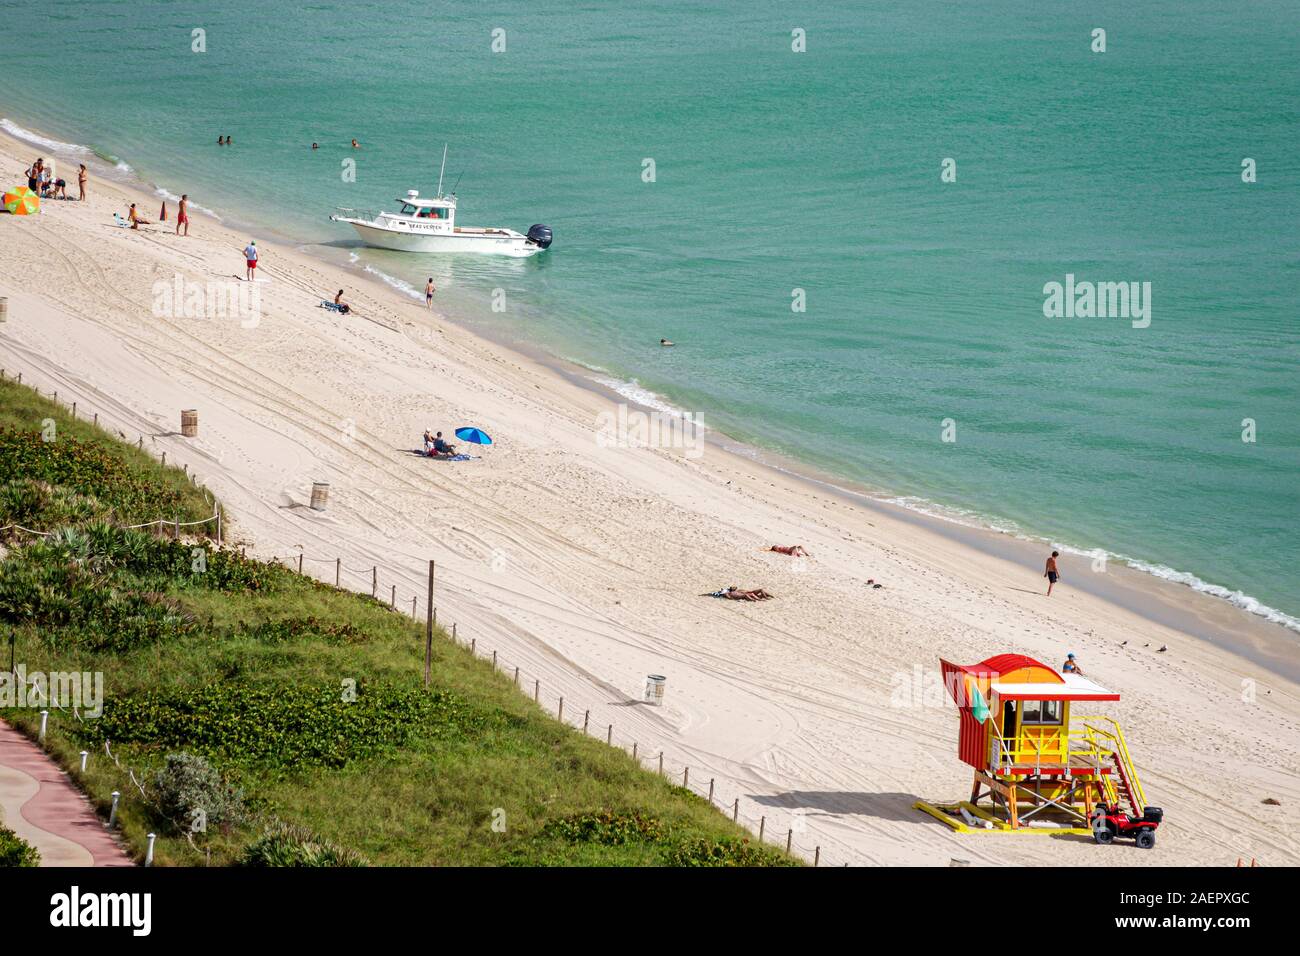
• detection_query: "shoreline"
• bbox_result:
[5,111,1297,648]
[3,118,1299,866]
[5,111,1294,650]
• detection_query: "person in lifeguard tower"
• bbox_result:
[1062,652,1084,676]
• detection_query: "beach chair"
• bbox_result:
[319,300,344,313]
[112,213,131,228]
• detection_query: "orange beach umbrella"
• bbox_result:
[3,186,39,215]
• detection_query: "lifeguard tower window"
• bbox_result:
[1021,700,1063,725]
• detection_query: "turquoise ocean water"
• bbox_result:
[2,1,1298,628]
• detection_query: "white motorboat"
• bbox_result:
[330,191,551,257]
[330,148,551,257]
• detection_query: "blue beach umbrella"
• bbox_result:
[455,427,493,446]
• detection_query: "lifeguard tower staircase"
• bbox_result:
[915,653,1150,834]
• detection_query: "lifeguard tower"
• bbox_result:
[915,653,1151,834]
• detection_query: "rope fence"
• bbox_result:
[2,364,851,866]
[0,366,224,544]
[272,547,852,866]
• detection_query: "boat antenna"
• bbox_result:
[436,144,448,197]
[450,163,467,196]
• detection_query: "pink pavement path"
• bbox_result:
[0,719,133,866]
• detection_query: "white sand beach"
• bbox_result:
[2,126,1298,866]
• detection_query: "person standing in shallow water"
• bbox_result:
[176,194,190,236]
[425,278,435,307]
[1044,550,1060,596]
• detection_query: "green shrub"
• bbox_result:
[0,823,40,867]
[661,836,798,867]
[0,429,204,529]
[0,545,196,651]
[239,616,369,645]
[151,752,246,834]
[544,810,668,846]
[82,683,483,768]
[240,821,369,867]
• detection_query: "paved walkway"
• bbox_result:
[0,720,133,866]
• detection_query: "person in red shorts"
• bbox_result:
[244,240,258,280]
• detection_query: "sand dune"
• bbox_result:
[2,127,1297,866]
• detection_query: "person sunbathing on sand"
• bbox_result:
[711,586,775,601]
[768,545,809,557]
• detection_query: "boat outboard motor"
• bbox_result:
[526,224,553,249]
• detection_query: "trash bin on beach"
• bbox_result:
[644,674,666,706]
[180,409,199,437]
[0,297,7,323]
[310,482,330,511]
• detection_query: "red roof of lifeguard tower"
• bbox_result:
[942,653,1120,706]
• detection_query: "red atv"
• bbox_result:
[1090,803,1163,849]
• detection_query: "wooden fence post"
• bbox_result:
[607,724,613,746]
[582,710,589,733]
[814,847,820,867]
[492,650,497,668]
[759,817,765,841]
[683,767,689,788]
[732,799,739,822]
[557,697,563,722]
[786,829,793,853]
[372,567,377,598]
[658,752,664,775]
[632,743,638,760]
[391,584,396,608]
[335,558,341,587]
[423,560,435,687]
[708,778,715,802]
[513,666,519,686]
[298,553,304,574]
[533,679,539,702]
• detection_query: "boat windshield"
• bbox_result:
[398,204,449,219]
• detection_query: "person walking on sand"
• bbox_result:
[425,278,436,307]
[77,163,87,201]
[176,194,190,236]
[244,240,259,280]
[1044,550,1060,596]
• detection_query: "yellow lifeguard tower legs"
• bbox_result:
[915,653,1146,835]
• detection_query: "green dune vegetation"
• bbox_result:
[0,377,795,866]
